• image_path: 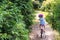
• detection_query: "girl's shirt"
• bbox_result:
[39,18,46,25]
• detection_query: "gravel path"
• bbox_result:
[29,23,54,40]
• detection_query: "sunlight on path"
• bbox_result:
[45,31,53,35]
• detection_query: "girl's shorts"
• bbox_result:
[40,24,45,30]
[40,24,45,26]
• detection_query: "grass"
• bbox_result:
[54,30,60,40]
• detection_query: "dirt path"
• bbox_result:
[29,11,54,40]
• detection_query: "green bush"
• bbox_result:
[0,0,34,40]
[53,2,60,32]
[46,0,60,33]
[40,3,52,12]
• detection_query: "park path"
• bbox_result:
[29,11,54,40]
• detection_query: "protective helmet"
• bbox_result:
[38,14,43,17]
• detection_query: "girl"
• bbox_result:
[38,14,46,38]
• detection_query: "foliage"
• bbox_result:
[52,0,60,32]
[32,0,45,9]
[11,0,34,29]
[40,0,53,12]
[32,1,40,9]
[46,0,60,33]
[0,0,34,40]
[38,0,45,3]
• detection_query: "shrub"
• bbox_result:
[0,0,34,40]
[46,0,60,33]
